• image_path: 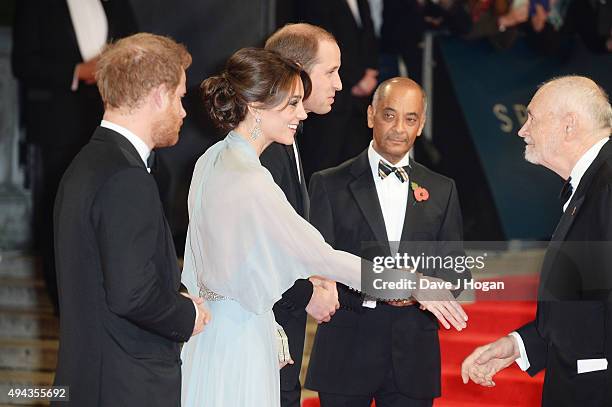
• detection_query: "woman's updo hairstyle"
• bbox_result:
[201,47,311,130]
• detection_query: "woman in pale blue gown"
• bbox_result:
[179,48,464,406]
[180,48,366,407]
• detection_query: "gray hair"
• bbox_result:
[540,75,612,132]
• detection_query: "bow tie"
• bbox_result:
[378,160,410,183]
[147,150,156,171]
[559,176,573,205]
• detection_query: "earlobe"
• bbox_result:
[247,105,260,119]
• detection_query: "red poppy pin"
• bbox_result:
[411,181,429,202]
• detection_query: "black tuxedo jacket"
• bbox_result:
[52,127,195,406]
[260,140,312,394]
[305,148,466,398]
[12,0,137,147]
[517,138,612,407]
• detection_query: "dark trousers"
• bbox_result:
[319,367,433,407]
[280,381,302,407]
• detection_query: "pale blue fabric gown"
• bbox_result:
[180,132,363,406]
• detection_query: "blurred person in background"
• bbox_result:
[11,0,137,313]
[296,0,379,180]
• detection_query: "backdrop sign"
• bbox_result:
[438,37,612,239]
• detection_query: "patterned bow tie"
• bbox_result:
[378,160,410,183]
[559,176,573,205]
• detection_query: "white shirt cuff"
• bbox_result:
[509,331,530,371]
[193,300,199,327]
[71,64,80,91]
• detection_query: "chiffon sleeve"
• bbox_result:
[182,148,364,315]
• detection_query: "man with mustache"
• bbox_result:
[261,23,346,407]
[461,76,612,407]
[52,33,209,406]
[305,77,467,407]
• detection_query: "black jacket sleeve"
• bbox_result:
[93,168,195,342]
[309,172,365,311]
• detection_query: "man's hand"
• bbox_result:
[351,68,378,97]
[461,335,520,387]
[77,57,99,84]
[306,277,339,323]
[181,292,211,336]
[413,275,467,331]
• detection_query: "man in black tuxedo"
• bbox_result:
[11,0,138,312]
[305,77,468,407]
[461,76,612,406]
[262,23,345,407]
[296,0,380,179]
[52,33,209,407]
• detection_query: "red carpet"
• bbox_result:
[303,274,544,407]
[437,273,543,406]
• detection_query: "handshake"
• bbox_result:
[305,275,468,332]
[306,276,340,323]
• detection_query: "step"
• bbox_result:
[440,331,513,367]
[459,302,536,335]
[0,278,51,309]
[439,366,543,406]
[0,369,54,405]
[0,253,38,279]
[0,339,58,372]
[0,308,58,339]
[434,400,520,407]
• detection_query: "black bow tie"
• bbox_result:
[147,150,156,171]
[559,176,573,205]
[378,160,410,183]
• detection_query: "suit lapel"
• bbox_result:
[539,138,612,300]
[349,150,390,252]
[91,126,147,170]
[550,139,612,243]
[285,137,310,220]
[397,160,435,254]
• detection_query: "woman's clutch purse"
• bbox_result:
[275,323,291,364]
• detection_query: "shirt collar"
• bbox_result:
[568,137,609,192]
[367,141,411,181]
[100,120,151,168]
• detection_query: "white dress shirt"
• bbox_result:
[292,143,301,183]
[367,0,383,37]
[346,0,363,27]
[363,142,411,308]
[66,0,108,62]
[512,136,610,372]
[368,142,410,245]
[66,0,108,91]
[563,137,609,212]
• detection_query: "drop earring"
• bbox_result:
[251,117,262,140]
